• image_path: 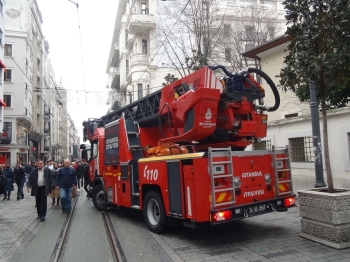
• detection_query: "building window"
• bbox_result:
[239,0,257,8]
[142,39,148,55]
[225,48,231,61]
[125,30,128,47]
[268,27,275,39]
[138,83,143,99]
[0,1,3,15]
[0,122,12,144]
[126,60,129,77]
[141,3,148,14]
[4,44,13,57]
[253,140,272,150]
[284,113,298,118]
[245,26,255,40]
[261,0,277,10]
[4,95,11,107]
[0,29,2,45]
[202,0,209,16]
[224,24,230,35]
[289,137,314,163]
[4,68,13,82]
[245,43,254,51]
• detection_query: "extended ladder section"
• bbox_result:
[208,147,236,210]
[272,146,294,197]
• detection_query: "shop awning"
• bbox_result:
[0,59,6,69]
[0,99,6,107]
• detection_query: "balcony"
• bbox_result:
[130,54,149,67]
[111,67,120,90]
[127,13,156,35]
[18,115,33,127]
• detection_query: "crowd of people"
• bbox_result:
[0,159,89,222]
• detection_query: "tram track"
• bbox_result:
[50,196,126,262]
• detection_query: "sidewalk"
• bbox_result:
[0,192,56,262]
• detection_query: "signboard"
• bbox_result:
[105,123,119,164]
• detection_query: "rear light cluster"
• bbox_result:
[284,197,295,207]
[212,211,232,222]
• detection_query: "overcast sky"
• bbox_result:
[36,0,118,139]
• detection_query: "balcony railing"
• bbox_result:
[130,54,149,67]
[127,13,156,34]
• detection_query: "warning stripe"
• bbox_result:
[209,192,232,203]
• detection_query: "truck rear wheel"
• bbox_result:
[92,184,107,211]
[143,191,168,234]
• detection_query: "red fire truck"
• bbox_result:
[81,65,295,233]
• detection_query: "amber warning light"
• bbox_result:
[284,197,295,207]
[212,211,232,222]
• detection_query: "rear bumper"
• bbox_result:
[211,195,296,224]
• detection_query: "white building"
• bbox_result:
[1,0,70,165]
[106,0,286,110]
[0,0,6,147]
[242,35,350,190]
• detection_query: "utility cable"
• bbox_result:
[74,0,89,108]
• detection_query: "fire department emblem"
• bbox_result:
[205,108,212,120]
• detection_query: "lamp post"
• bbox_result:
[309,80,326,188]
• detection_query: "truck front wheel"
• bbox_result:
[92,184,107,211]
[143,191,168,234]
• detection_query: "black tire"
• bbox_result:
[92,184,107,211]
[143,191,168,234]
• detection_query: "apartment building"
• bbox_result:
[0,0,6,149]
[1,0,70,165]
[106,0,285,109]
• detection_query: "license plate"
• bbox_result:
[248,204,266,214]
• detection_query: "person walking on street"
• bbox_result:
[47,160,54,170]
[0,167,7,198]
[27,160,53,222]
[3,165,14,200]
[51,162,60,205]
[56,159,77,213]
[25,162,33,184]
[82,160,90,197]
[14,162,26,200]
[76,161,84,191]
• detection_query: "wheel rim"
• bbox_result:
[147,198,160,226]
[96,190,105,207]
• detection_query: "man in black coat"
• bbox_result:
[14,162,26,200]
[27,160,53,222]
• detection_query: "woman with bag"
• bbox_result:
[51,162,60,205]
[3,165,14,200]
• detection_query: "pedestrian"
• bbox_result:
[14,162,26,200]
[0,167,7,197]
[3,165,14,200]
[27,159,53,222]
[75,161,84,191]
[82,159,90,197]
[25,162,33,184]
[51,162,60,205]
[47,160,54,170]
[56,159,77,213]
